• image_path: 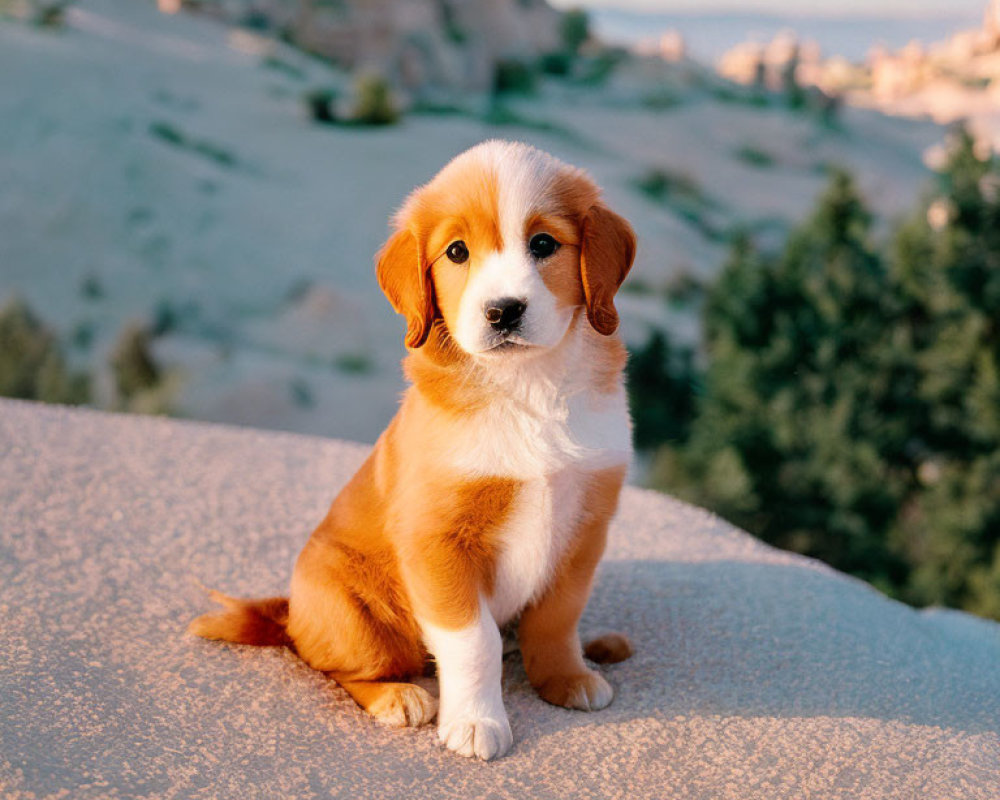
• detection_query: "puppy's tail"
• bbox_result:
[189,590,291,647]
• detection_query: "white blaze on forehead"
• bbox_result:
[490,142,564,245]
[437,140,571,241]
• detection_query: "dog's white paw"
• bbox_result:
[438,714,513,761]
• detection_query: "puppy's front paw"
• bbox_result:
[537,670,613,711]
[438,715,513,761]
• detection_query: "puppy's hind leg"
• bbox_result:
[335,677,438,728]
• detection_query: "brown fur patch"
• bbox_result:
[534,227,586,313]
[398,476,519,629]
[405,339,514,415]
[533,671,611,711]
[286,449,428,680]
[378,151,503,351]
[547,171,601,221]
[409,155,503,258]
[401,324,490,413]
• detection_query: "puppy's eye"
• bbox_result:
[446,240,469,264]
[528,233,560,259]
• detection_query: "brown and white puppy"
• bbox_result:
[190,140,636,761]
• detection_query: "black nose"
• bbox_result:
[484,298,527,332]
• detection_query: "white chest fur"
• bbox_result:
[439,335,633,483]
[435,337,632,624]
[486,469,587,625]
[446,392,629,479]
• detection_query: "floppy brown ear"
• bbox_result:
[376,229,433,349]
[580,204,636,335]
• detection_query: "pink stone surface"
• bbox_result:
[1,398,998,799]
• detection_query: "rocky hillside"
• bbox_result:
[0,0,943,441]
[167,0,563,93]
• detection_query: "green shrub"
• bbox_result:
[71,321,95,351]
[620,277,655,295]
[290,377,314,408]
[735,145,776,169]
[80,273,104,300]
[492,59,537,95]
[635,168,698,203]
[111,323,160,402]
[664,271,705,308]
[481,102,566,135]
[261,54,306,81]
[149,121,239,168]
[33,0,70,27]
[710,84,770,108]
[149,120,185,147]
[538,51,573,77]
[351,74,398,126]
[576,49,625,86]
[0,297,89,404]
[303,87,338,124]
[641,90,682,111]
[334,353,373,374]
[438,0,467,44]
[633,167,727,241]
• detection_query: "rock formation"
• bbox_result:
[715,2,1000,151]
[167,0,563,93]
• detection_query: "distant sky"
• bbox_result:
[548,0,987,18]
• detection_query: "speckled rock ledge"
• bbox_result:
[2,399,998,799]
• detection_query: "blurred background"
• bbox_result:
[2,0,999,620]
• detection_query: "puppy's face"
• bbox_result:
[377,141,636,357]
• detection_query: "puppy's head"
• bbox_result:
[376,141,635,356]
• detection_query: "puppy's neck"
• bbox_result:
[403,315,625,416]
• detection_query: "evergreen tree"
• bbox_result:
[111,322,160,402]
[560,8,590,56]
[884,127,1000,614]
[690,172,906,584]
[626,329,697,450]
[643,132,1000,619]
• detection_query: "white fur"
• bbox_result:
[441,325,632,480]
[419,595,512,761]
[487,469,584,626]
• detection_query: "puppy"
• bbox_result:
[191,140,636,761]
